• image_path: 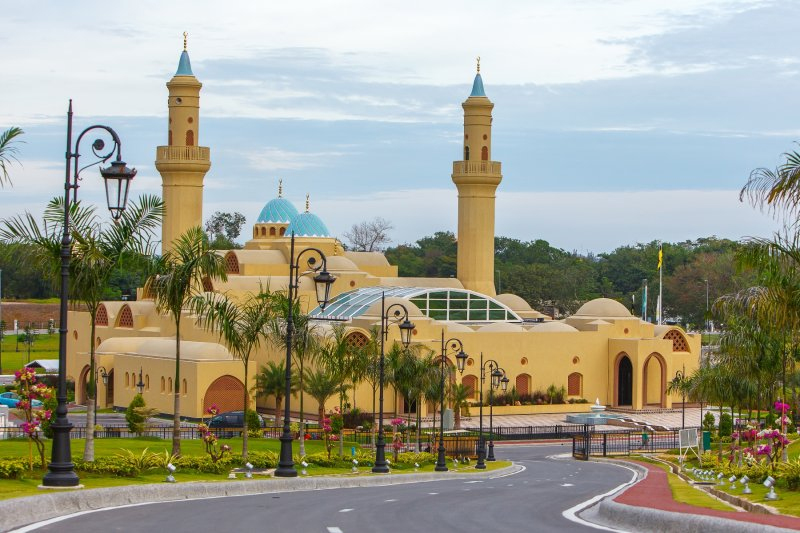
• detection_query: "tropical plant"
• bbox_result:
[126,394,146,435]
[304,366,338,423]
[449,383,471,430]
[318,323,356,456]
[254,360,298,430]
[0,195,163,460]
[0,127,23,187]
[189,286,276,459]
[144,226,227,456]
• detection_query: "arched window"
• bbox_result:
[224,252,240,274]
[664,330,690,352]
[160,376,165,393]
[185,130,194,146]
[270,227,276,236]
[462,375,478,400]
[464,146,470,161]
[145,375,150,391]
[481,146,488,160]
[567,372,583,397]
[168,130,173,146]
[168,377,173,393]
[515,373,531,396]
[202,277,214,292]
[204,375,245,413]
[117,305,134,328]
[96,304,109,326]
[182,379,188,395]
[279,227,286,236]
[125,372,130,388]
[345,332,369,351]
[260,227,266,236]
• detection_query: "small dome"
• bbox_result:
[176,50,193,76]
[286,212,330,237]
[478,322,524,333]
[530,321,579,332]
[257,197,299,224]
[574,298,632,318]
[494,293,533,311]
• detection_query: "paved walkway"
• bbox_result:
[613,459,800,530]
[455,407,709,430]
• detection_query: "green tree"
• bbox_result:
[126,394,146,435]
[304,366,338,423]
[254,360,297,430]
[318,323,356,456]
[145,226,226,457]
[0,195,163,460]
[0,127,23,187]
[449,383,471,430]
[205,211,246,249]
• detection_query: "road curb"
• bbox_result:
[0,465,521,532]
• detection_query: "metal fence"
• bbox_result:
[571,427,699,460]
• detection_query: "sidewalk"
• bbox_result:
[596,459,800,532]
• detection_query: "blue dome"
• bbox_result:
[286,212,330,237]
[257,198,299,224]
[470,73,486,97]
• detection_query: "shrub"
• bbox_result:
[342,408,372,429]
[245,451,279,469]
[246,410,261,432]
[702,412,716,432]
[395,452,436,468]
[718,413,732,438]
[126,394,146,435]
[174,454,233,474]
[765,409,776,429]
[0,458,29,479]
[778,459,800,490]
[74,457,141,477]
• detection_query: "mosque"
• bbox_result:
[65,43,700,421]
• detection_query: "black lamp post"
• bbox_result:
[435,330,468,472]
[275,232,336,478]
[674,365,685,430]
[136,367,145,395]
[43,101,136,488]
[93,366,108,429]
[372,292,415,474]
[487,366,508,461]
[475,354,502,469]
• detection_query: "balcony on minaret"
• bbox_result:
[452,160,502,176]
[155,145,211,174]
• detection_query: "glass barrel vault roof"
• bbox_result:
[310,286,521,322]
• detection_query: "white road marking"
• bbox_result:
[339,508,353,513]
[561,462,640,531]
[506,483,514,487]
[327,528,344,533]
[464,480,483,484]
[428,492,438,495]
[561,483,574,487]
[384,499,397,502]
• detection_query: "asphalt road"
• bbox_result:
[26,444,634,533]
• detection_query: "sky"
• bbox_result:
[0,0,796,253]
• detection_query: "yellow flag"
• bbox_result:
[657,246,663,270]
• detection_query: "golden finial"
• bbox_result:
[305,194,310,212]
[183,32,188,51]
[278,178,283,198]
[476,56,480,74]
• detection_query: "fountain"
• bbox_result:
[565,398,625,425]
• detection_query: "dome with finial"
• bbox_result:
[256,180,299,223]
[176,32,194,76]
[470,56,486,97]
[285,194,331,237]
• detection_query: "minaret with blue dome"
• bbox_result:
[451,57,503,296]
[155,33,211,252]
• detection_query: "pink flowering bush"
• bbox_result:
[197,423,231,463]
[322,416,335,459]
[13,368,53,470]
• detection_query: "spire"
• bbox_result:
[183,31,188,51]
[305,193,310,213]
[278,178,283,198]
[176,32,194,76]
[477,56,480,74]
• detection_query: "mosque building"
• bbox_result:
[65,43,700,421]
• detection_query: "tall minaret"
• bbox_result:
[155,33,211,252]
[451,58,502,296]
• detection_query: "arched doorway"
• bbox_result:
[78,365,90,406]
[643,353,666,407]
[617,356,633,406]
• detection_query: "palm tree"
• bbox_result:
[449,383,471,430]
[304,367,338,423]
[740,145,800,219]
[254,360,298,429]
[144,226,226,456]
[190,287,278,459]
[0,127,23,187]
[318,323,355,456]
[265,293,321,457]
[359,326,382,446]
[0,195,163,460]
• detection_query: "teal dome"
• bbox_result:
[286,212,330,237]
[470,73,486,97]
[257,197,299,224]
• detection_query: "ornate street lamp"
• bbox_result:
[435,331,468,472]
[275,232,336,477]
[372,292,415,474]
[43,101,136,488]
[487,367,508,461]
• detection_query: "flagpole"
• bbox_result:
[658,242,663,325]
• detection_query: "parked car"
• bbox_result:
[208,410,266,438]
[0,392,43,408]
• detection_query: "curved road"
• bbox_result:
[24,444,633,533]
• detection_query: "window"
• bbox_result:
[96,304,109,326]
[202,277,214,292]
[186,130,194,146]
[260,227,266,236]
[224,252,240,274]
[462,375,478,400]
[464,146,470,161]
[168,378,173,393]
[145,375,150,391]
[664,330,690,352]
[125,372,130,388]
[481,146,488,160]
[516,374,531,396]
[279,227,286,236]
[183,379,188,395]
[168,130,173,146]
[568,372,583,396]
[270,227,276,236]
[118,305,134,328]
[345,332,369,350]
[161,377,165,393]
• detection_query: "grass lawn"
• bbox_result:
[0,333,59,374]
[0,435,509,501]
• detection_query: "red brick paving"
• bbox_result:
[615,460,800,530]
